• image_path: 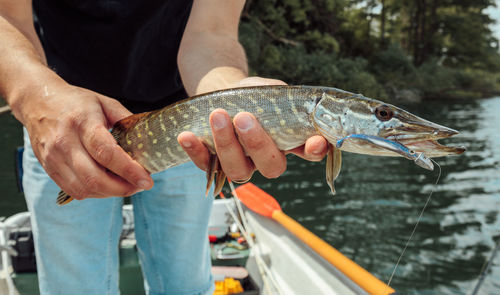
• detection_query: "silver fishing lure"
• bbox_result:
[336,134,434,171]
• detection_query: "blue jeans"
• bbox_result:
[22,130,215,295]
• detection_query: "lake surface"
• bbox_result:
[1,97,499,294]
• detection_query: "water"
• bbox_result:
[249,97,500,295]
[0,113,25,217]
[1,97,499,294]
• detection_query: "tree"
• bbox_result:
[239,0,500,100]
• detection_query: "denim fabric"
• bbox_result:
[22,130,214,295]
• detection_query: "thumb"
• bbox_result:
[97,95,133,127]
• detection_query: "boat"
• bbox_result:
[2,147,393,294]
[1,183,395,295]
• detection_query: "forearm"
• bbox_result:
[178,32,248,96]
[177,0,248,96]
[0,8,63,124]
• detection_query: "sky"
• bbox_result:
[488,1,500,41]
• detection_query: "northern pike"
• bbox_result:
[57,86,465,205]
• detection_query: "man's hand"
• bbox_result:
[23,83,153,200]
[177,77,329,182]
[1,3,153,200]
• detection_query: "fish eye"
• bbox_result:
[375,105,394,121]
[409,150,415,155]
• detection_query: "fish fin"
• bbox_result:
[111,112,149,140]
[326,143,342,196]
[204,151,227,197]
[205,152,218,196]
[56,190,74,206]
[213,167,226,197]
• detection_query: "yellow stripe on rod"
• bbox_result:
[271,210,396,295]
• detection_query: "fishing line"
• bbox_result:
[385,159,442,289]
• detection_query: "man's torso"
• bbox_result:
[33,0,193,112]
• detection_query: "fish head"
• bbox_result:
[312,89,465,157]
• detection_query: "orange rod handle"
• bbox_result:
[271,210,396,295]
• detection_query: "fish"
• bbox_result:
[57,85,465,205]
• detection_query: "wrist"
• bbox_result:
[194,67,247,95]
[233,77,287,88]
[5,62,67,125]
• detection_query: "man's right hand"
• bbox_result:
[1,3,152,200]
[22,83,154,200]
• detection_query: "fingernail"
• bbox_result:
[180,140,192,148]
[137,180,151,190]
[312,140,326,155]
[212,112,227,130]
[235,113,254,132]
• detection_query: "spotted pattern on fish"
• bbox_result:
[110,86,325,173]
[56,85,464,206]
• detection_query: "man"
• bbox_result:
[0,0,327,294]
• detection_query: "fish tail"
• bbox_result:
[56,190,74,206]
[111,112,149,139]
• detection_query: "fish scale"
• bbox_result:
[56,85,464,205]
[116,86,321,173]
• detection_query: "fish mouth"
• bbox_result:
[382,124,465,157]
[404,140,465,157]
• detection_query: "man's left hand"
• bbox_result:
[177,77,329,183]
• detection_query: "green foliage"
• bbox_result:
[333,58,387,98]
[416,64,500,99]
[369,44,418,89]
[240,0,500,100]
[239,37,386,98]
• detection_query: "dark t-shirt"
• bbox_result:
[33,0,193,113]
